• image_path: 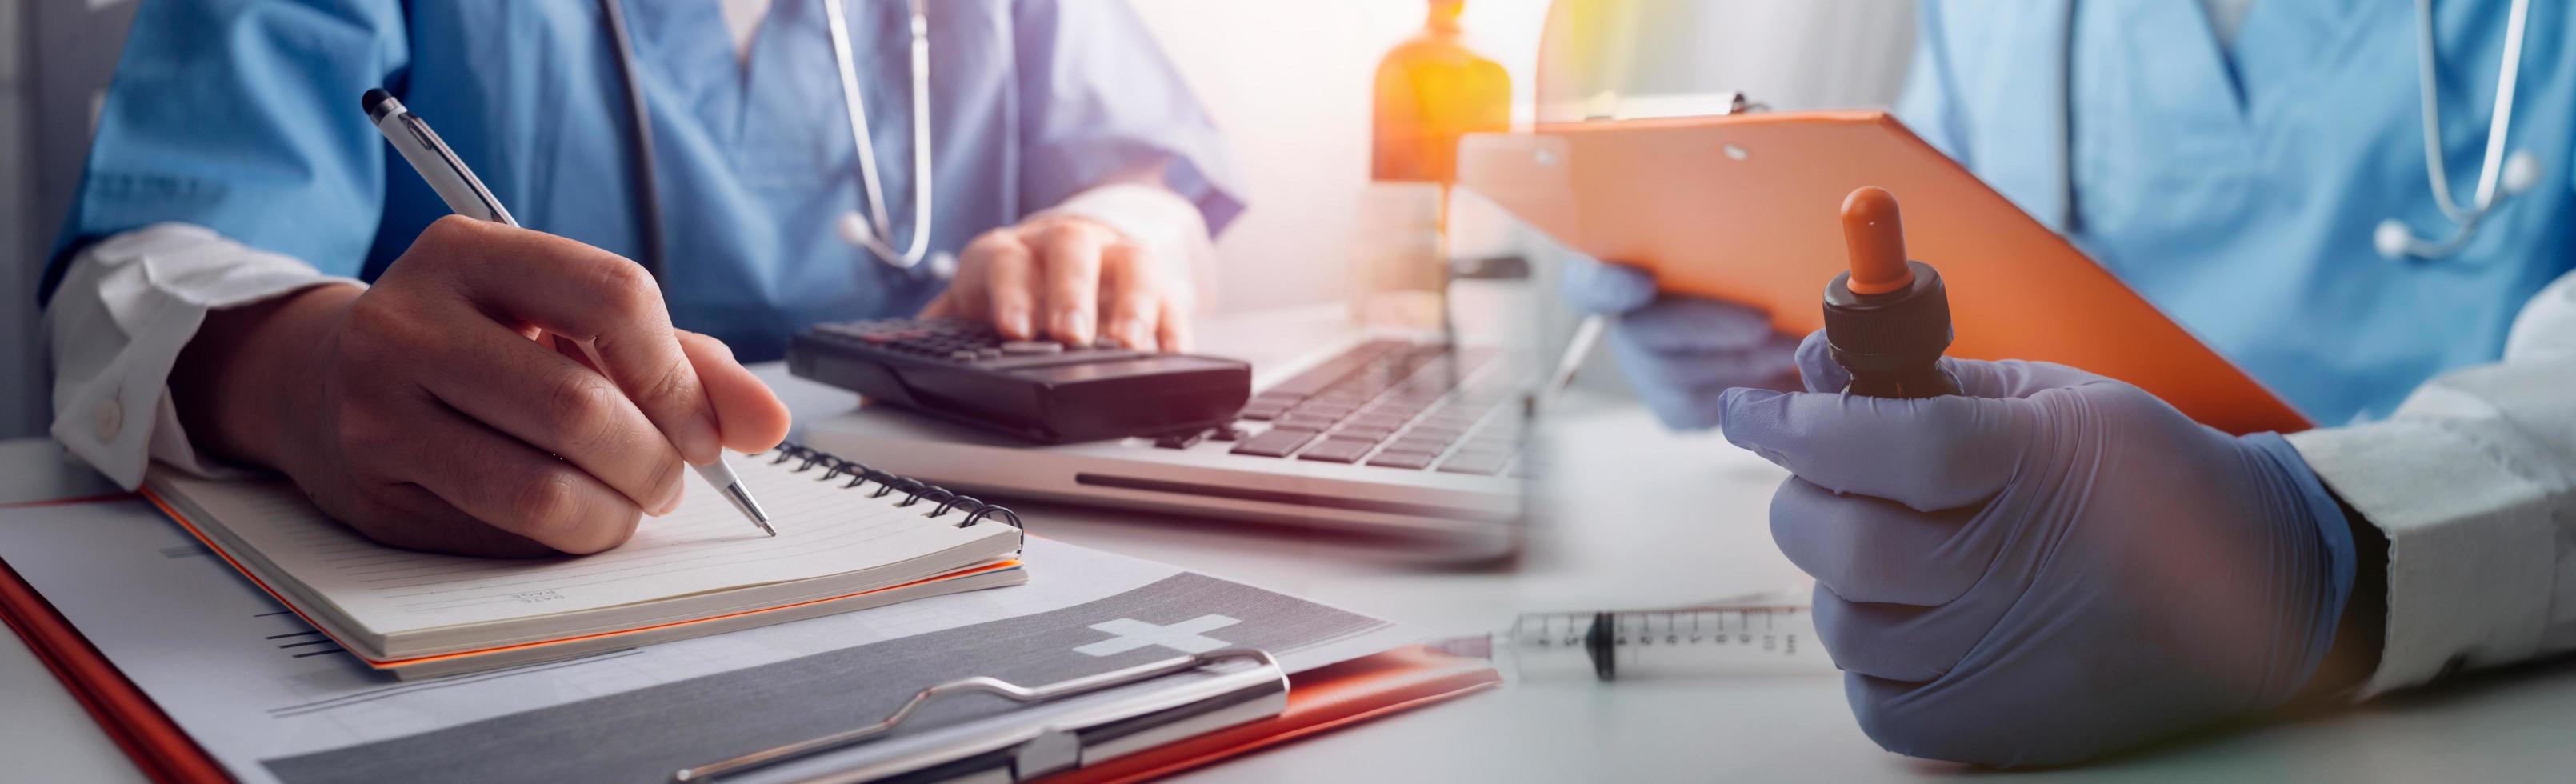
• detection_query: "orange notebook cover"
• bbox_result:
[1457,110,2310,435]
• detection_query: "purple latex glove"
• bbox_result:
[1717,331,2356,766]
[1560,255,1798,429]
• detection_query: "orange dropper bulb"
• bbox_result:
[1820,186,1961,398]
[1840,186,1914,295]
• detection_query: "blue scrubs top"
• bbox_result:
[46,0,1244,362]
[1898,0,2576,423]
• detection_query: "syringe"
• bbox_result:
[1433,592,1838,681]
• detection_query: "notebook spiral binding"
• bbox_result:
[768,442,1025,546]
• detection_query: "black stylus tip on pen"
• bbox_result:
[361,88,397,122]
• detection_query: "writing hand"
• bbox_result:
[174,217,792,556]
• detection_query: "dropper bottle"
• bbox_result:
[1822,187,1962,398]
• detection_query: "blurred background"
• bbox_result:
[0,0,1914,440]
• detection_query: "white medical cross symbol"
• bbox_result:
[1073,614,1240,656]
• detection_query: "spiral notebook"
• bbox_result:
[140,443,1027,679]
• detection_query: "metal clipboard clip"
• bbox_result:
[673,647,1289,783]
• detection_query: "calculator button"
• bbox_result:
[974,349,1146,371]
[1002,340,1064,355]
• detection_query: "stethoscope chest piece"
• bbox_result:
[2375,149,2543,260]
[837,211,918,268]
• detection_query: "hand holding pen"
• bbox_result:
[153,90,793,557]
[362,89,780,538]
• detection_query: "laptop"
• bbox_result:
[799,304,1537,558]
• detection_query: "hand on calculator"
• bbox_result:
[923,214,1193,352]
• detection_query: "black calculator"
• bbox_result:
[786,318,1252,443]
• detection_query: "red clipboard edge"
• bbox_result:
[1042,645,1504,784]
[0,553,231,783]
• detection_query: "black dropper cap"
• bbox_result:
[1822,187,1960,398]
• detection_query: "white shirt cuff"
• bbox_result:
[44,223,362,488]
[2287,270,2576,696]
[2290,420,2562,695]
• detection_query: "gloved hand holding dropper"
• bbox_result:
[1718,188,2366,766]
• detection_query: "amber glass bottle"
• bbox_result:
[1371,0,1512,185]
[1362,1,1510,328]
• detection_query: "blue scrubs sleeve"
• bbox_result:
[1010,0,1245,234]
[1891,2,1969,167]
[43,0,410,304]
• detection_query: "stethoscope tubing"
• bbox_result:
[599,0,668,279]
[824,0,935,270]
[598,0,936,278]
[2054,0,2538,260]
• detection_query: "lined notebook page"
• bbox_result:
[157,453,1007,635]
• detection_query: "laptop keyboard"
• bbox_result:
[1214,341,1522,474]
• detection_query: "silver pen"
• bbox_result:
[361,88,774,536]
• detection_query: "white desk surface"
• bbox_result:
[8,315,2576,782]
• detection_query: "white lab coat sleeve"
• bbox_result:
[2286,270,2576,695]
[44,223,364,489]
[1037,182,1217,311]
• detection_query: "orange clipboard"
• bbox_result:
[1456,110,2310,436]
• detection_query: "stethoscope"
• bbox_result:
[2054,0,2542,260]
[822,0,936,270]
[595,0,936,280]
[2378,0,2542,259]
